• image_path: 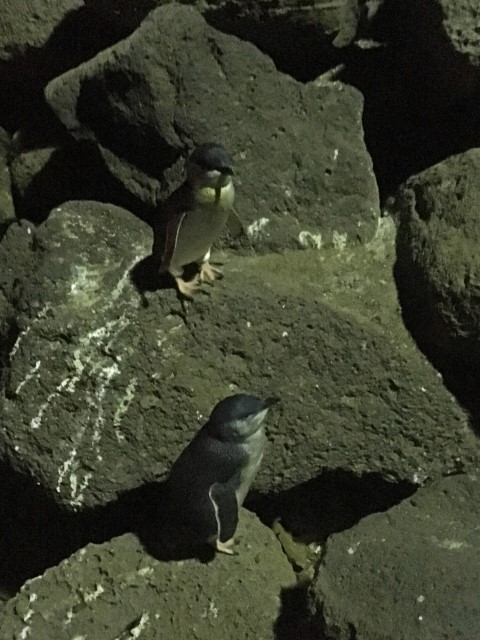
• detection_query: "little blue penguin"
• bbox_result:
[152,142,243,298]
[165,394,277,554]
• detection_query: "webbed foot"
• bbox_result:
[175,275,202,299]
[200,261,223,284]
[215,538,236,555]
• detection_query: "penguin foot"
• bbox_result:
[175,275,202,299]
[215,538,235,555]
[199,261,223,284]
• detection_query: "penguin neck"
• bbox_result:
[193,180,235,210]
[210,418,265,443]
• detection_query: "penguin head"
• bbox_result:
[206,394,278,442]
[186,143,234,191]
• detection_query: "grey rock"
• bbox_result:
[0,0,84,58]
[309,474,480,640]
[434,0,480,69]
[0,128,15,226]
[9,141,143,221]
[0,202,476,510]
[0,0,128,132]
[85,0,362,53]
[0,510,296,640]
[394,148,480,362]
[45,3,380,250]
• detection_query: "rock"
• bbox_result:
[0,201,476,510]
[85,0,361,58]
[0,0,83,58]
[0,510,295,640]
[9,141,144,222]
[393,148,480,363]
[45,3,380,249]
[0,0,128,132]
[0,128,15,226]
[309,474,480,640]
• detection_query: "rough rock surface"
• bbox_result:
[309,474,480,640]
[429,0,480,68]
[45,3,379,249]
[85,0,361,67]
[0,128,15,226]
[393,148,480,362]
[0,0,83,57]
[9,140,144,222]
[0,509,296,640]
[0,0,127,133]
[0,201,475,510]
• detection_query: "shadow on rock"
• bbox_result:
[393,260,480,437]
[11,141,152,224]
[0,464,145,596]
[0,463,221,599]
[247,469,416,543]
[274,582,325,640]
[0,465,416,601]
[129,255,210,309]
[129,255,170,302]
[0,5,129,133]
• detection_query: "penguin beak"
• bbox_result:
[247,398,280,430]
[220,166,234,176]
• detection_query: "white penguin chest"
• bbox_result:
[170,182,235,271]
[235,428,267,508]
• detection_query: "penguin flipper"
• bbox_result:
[209,482,239,544]
[153,183,194,271]
[157,210,186,273]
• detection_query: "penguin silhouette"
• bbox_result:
[164,394,277,555]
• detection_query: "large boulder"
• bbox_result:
[0,0,126,132]
[45,3,380,249]
[0,201,476,510]
[0,510,296,640]
[393,148,480,364]
[309,474,480,640]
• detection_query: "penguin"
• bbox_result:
[165,394,278,554]
[152,143,243,298]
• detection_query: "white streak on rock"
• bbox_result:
[30,378,71,430]
[247,218,270,239]
[32,257,142,504]
[118,613,150,639]
[298,230,322,249]
[9,304,50,362]
[113,377,138,428]
[83,583,105,603]
[15,360,42,395]
[70,473,92,507]
[332,230,348,252]
[10,326,31,361]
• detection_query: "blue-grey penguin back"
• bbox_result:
[165,394,276,551]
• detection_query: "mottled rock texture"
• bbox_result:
[44,4,379,248]
[0,202,475,510]
[309,474,480,640]
[0,0,126,132]
[0,510,295,640]
[394,149,480,363]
